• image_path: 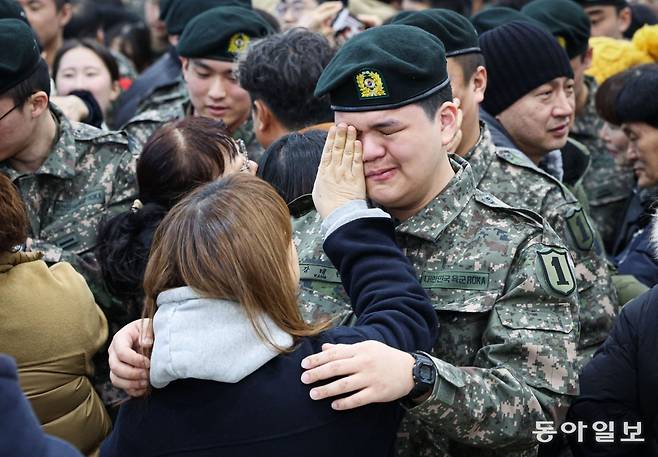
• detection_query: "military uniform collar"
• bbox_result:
[395,155,477,242]
[463,123,497,187]
[0,104,78,181]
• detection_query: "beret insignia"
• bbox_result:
[228,33,250,54]
[355,70,388,99]
[557,35,567,49]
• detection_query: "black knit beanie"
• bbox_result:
[480,21,574,116]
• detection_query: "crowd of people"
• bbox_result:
[1,0,658,456]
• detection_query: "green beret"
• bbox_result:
[470,6,547,34]
[315,24,450,112]
[0,0,28,23]
[571,0,628,8]
[177,6,272,61]
[523,0,591,59]
[391,9,480,57]
[164,0,252,36]
[0,19,40,95]
[159,0,174,21]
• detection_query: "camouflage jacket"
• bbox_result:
[465,126,618,366]
[0,104,137,315]
[293,155,580,457]
[122,98,262,159]
[572,76,635,250]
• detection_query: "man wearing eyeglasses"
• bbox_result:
[0,19,136,319]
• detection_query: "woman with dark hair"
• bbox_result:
[0,174,110,457]
[100,127,437,456]
[96,116,256,324]
[257,130,325,211]
[53,39,121,126]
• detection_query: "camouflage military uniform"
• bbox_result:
[0,104,137,406]
[134,77,188,116]
[572,75,635,250]
[122,97,262,159]
[465,126,618,368]
[293,155,580,457]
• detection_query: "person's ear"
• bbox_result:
[436,100,458,147]
[109,80,121,102]
[618,6,632,35]
[582,47,593,72]
[58,2,73,28]
[472,66,487,105]
[181,57,190,82]
[28,91,50,118]
[254,99,271,132]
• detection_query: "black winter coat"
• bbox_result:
[568,286,658,456]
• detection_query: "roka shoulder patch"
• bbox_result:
[536,247,576,297]
[565,207,594,251]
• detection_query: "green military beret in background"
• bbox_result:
[470,6,546,34]
[164,0,252,35]
[0,0,28,23]
[158,0,174,21]
[0,19,41,95]
[177,6,272,61]
[523,0,591,59]
[391,9,480,57]
[315,24,450,112]
[571,0,628,7]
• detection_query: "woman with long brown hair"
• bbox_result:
[101,126,437,456]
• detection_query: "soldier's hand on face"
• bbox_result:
[108,319,153,397]
[300,341,415,410]
[312,123,366,219]
[446,97,463,154]
[50,95,90,123]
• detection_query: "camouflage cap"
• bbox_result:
[177,6,272,61]
[391,9,481,57]
[314,25,450,112]
[0,0,28,23]
[0,19,40,95]
[523,0,591,59]
[164,0,252,36]
[470,6,546,34]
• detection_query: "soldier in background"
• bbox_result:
[122,6,271,159]
[573,0,632,39]
[524,0,635,251]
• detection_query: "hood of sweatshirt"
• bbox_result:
[150,286,293,388]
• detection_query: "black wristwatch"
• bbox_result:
[402,352,436,407]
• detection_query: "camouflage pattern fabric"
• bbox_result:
[122,98,262,159]
[571,76,635,251]
[465,126,617,368]
[293,155,580,457]
[134,77,188,117]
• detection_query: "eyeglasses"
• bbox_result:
[0,103,18,122]
[236,139,250,173]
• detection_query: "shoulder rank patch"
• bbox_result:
[228,33,250,54]
[536,247,576,297]
[355,70,388,99]
[565,207,594,251]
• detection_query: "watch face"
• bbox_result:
[419,364,434,383]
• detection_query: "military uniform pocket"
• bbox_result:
[496,302,574,334]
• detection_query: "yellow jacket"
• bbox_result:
[0,251,111,457]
